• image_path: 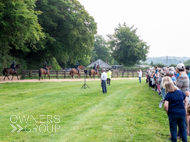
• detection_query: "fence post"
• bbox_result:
[56,70,58,79]
[29,71,32,78]
[122,71,124,78]
[23,70,26,79]
[127,70,129,78]
[117,71,119,78]
[64,71,66,79]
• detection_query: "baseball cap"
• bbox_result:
[176,63,185,70]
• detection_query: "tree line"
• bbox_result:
[0,0,149,71]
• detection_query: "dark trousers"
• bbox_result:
[139,77,141,83]
[168,114,187,142]
[107,78,111,85]
[101,80,107,93]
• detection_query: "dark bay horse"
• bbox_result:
[39,66,52,80]
[69,65,83,79]
[89,65,100,79]
[3,64,21,80]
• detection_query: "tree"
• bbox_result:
[184,60,190,66]
[169,64,177,67]
[92,35,113,64]
[108,23,149,66]
[33,0,97,65]
[0,0,44,57]
[154,63,165,68]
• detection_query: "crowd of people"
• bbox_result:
[146,63,190,142]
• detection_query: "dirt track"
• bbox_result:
[0,77,144,83]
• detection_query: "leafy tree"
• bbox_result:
[0,0,44,57]
[92,35,113,64]
[154,63,165,68]
[184,60,190,66]
[108,23,149,66]
[33,0,97,65]
[169,64,177,67]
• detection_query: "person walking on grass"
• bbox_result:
[137,69,142,83]
[101,69,107,93]
[107,69,112,85]
[164,82,188,142]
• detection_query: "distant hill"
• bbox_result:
[145,56,190,65]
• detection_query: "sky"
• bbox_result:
[78,0,190,57]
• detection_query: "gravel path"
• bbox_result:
[0,77,145,83]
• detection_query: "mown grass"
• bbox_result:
[0,79,189,142]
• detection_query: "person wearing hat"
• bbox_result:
[186,66,190,88]
[101,69,107,93]
[43,61,48,72]
[93,64,97,73]
[75,61,79,74]
[176,63,189,93]
[10,61,16,72]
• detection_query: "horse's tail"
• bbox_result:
[89,70,91,77]
[39,69,41,77]
[3,69,6,75]
[69,70,71,75]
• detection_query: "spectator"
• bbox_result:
[107,69,112,85]
[137,69,142,83]
[169,71,177,86]
[186,66,190,88]
[176,63,189,93]
[101,69,107,93]
[164,82,188,142]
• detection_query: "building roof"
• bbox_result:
[87,59,111,68]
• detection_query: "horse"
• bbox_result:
[3,64,21,80]
[69,65,83,79]
[89,65,100,79]
[39,66,52,80]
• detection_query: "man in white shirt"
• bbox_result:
[137,69,142,83]
[101,69,108,93]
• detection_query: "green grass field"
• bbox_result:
[0,79,187,142]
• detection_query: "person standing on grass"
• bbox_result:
[107,69,112,85]
[101,69,107,93]
[169,71,177,86]
[176,63,189,93]
[137,69,142,83]
[164,82,188,142]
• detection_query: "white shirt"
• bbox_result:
[101,72,107,80]
[138,71,142,77]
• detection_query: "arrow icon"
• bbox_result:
[17,124,23,132]
[10,124,17,132]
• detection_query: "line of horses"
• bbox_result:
[2,64,100,81]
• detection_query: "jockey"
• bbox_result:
[75,62,79,74]
[93,64,97,73]
[10,61,16,72]
[43,61,48,72]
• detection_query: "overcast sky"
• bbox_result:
[78,0,190,57]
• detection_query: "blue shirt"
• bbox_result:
[171,76,177,85]
[188,73,190,79]
[174,72,179,79]
[165,90,186,116]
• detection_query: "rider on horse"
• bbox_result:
[43,61,48,72]
[10,61,16,72]
[93,64,97,73]
[75,62,79,74]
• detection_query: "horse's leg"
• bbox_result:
[3,75,6,80]
[48,74,50,80]
[17,74,19,80]
[11,75,14,80]
[7,75,10,80]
